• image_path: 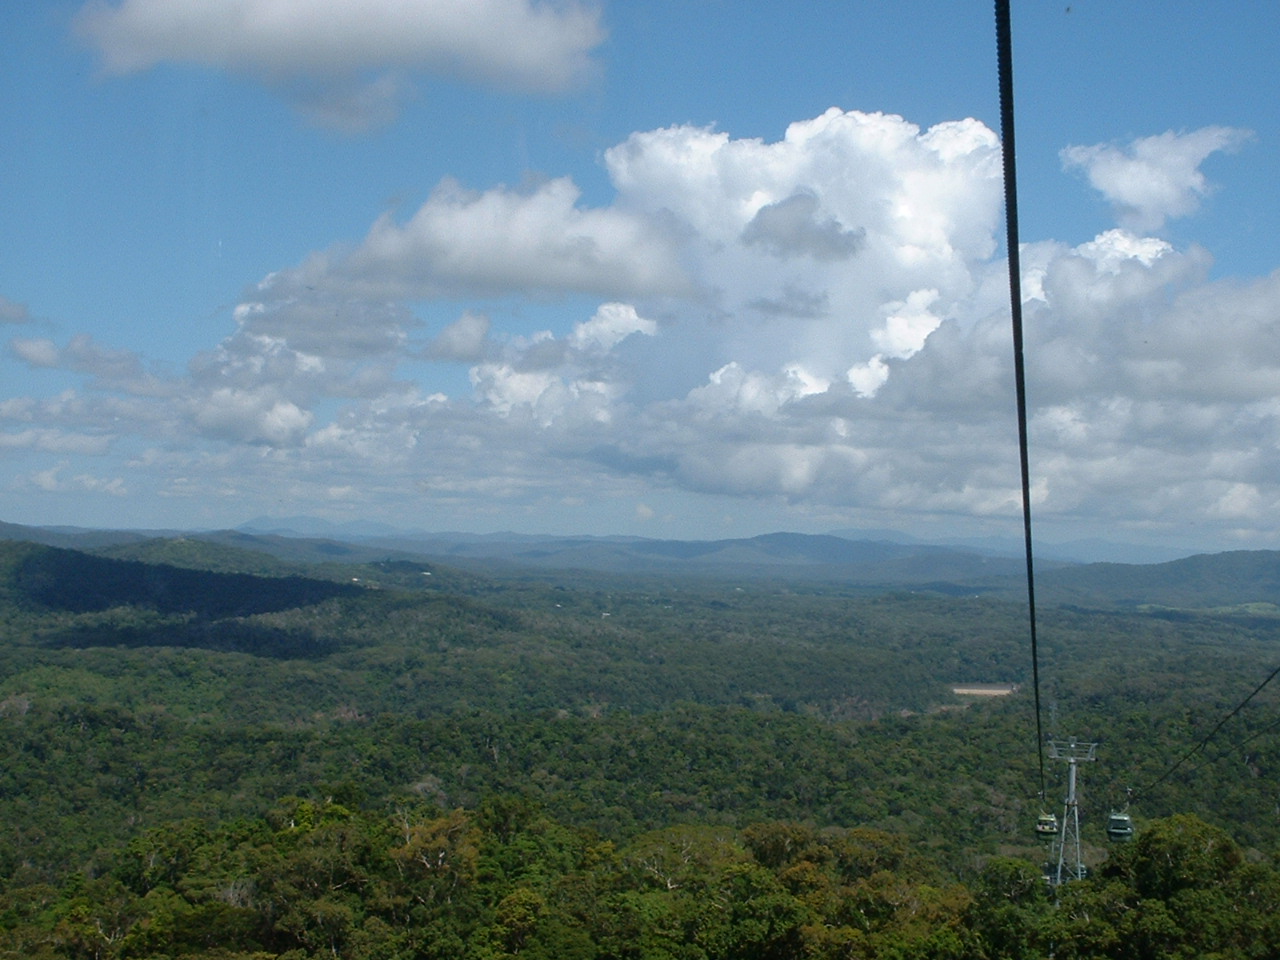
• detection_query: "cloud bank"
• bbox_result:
[6,113,1275,547]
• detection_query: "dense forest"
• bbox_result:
[1,531,1279,958]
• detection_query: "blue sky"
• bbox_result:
[3,1,1280,554]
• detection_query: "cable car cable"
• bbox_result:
[995,0,1047,803]
[1178,708,1280,783]
[996,0,1272,833]
[1133,661,1280,800]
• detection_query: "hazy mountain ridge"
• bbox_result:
[246,525,1045,583]
[5,521,1032,585]
[2,519,1278,611]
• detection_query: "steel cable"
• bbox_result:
[995,0,1047,802]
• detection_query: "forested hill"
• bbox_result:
[1033,549,1280,611]
[2,533,1279,957]
[0,540,362,617]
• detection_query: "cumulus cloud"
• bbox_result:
[178,278,422,441]
[569,302,656,353]
[343,177,691,298]
[2,275,423,451]
[1062,127,1252,231]
[264,108,1004,410]
[606,111,1000,257]
[10,105,1279,546]
[75,0,605,130]
[460,303,657,426]
[601,110,1002,386]
[232,278,416,360]
[191,387,313,446]
[873,289,943,358]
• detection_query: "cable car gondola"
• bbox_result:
[1035,812,1059,837]
[1106,811,1134,842]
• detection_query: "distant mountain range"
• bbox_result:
[235,515,1194,564]
[3,517,1279,612]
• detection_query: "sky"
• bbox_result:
[3,1,1280,554]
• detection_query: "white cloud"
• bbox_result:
[190,387,313,446]
[344,177,691,298]
[600,109,1002,386]
[10,338,60,368]
[15,462,126,496]
[569,302,656,353]
[470,363,562,419]
[845,356,890,398]
[232,280,415,360]
[1208,482,1264,520]
[236,109,1002,407]
[10,334,173,397]
[180,282,418,436]
[11,106,1280,547]
[686,361,828,419]
[875,289,942,358]
[76,0,605,130]
[1062,127,1252,232]
[847,287,945,396]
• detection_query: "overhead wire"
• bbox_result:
[994,0,1047,802]
[1133,661,1280,800]
[994,1,1277,825]
[1178,709,1280,783]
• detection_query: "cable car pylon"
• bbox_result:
[1044,739,1097,887]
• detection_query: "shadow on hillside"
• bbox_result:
[41,618,342,659]
[15,548,362,618]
